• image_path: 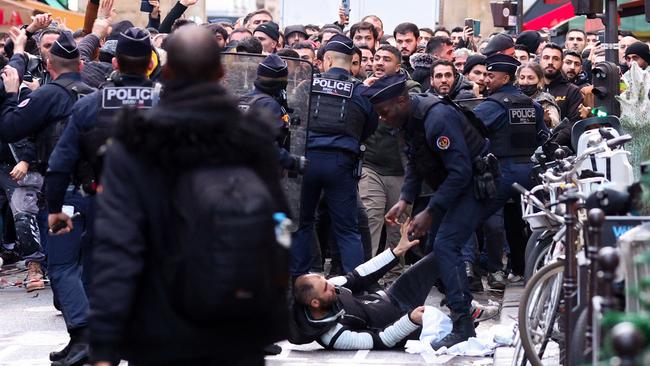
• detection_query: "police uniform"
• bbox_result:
[291,35,378,277]
[238,54,301,172]
[363,74,491,349]
[473,54,548,278]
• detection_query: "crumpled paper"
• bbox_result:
[405,307,515,358]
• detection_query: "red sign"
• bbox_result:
[0,8,25,27]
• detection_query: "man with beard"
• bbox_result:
[463,54,487,97]
[350,22,378,52]
[429,59,476,100]
[364,45,420,93]
[562,50,589,87]
[394,22,420,74]
[624,42,650,71]
[541,43,583,122]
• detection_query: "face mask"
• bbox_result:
[518,84,538,97]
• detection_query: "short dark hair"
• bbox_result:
[47,53,80,73]
[350,22,378,41]
[358,45,374,56]
[172,19,195,32]
[203,23,228,41]
[235,36,263,54]
[393,22,419,39]
[566,28,586,37]
[542,42,564,55]
[276,48,300,58]
[434,26,450,36]
[294,280,316,306]
[514,44,529,52]
[376,44,401,61]
[451,26,463,33]
[563,50,582,60]
[165,27,222,82]
[305,24,320,33]
[292,41,314,51]
[244,9,273,25]
[116,53,151,75]
[352,45,362,60]
[430,59,456,75]
[420,27,434,36]
[426,36,453,54]
[316,45,326,61]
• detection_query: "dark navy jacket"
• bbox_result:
[307,67,378,154]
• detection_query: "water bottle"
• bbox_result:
[273,213,293,249]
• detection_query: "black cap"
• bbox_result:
[483,33,515,56]
[284,25,308,39]
[50,31,79,59]
[485,53,520,75]
[463,54,487,75]
[254,21,280,41]
[516,30,541,54]
[116,27,152,57]
[625,41,650,65]
[362,74,407,104]
[258,54,288,78]
[323,34,355,55]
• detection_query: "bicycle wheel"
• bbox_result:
[519,260,564,366]
[511,330,529,366]
[569,307,590,366]
[524,233,555,282]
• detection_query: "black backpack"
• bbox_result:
[163,165,289,327]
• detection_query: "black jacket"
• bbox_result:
[544,74,584,123]
[89,81,289,364]
[289,249,419,350]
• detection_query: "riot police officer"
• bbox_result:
[238,53,306,174]
[291,34,378,277]
[473,54,547,286]
[0,30,95,366]
[365,74,493,349]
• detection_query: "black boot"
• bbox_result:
[430,313,476,350]
[465,262,484,293]
[51,327,89,366]
[49,339,71,361]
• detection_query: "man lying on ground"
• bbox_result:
[289,219,498,350]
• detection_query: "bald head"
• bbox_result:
[163,25,223,82]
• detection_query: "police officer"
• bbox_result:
[0,30,95,366]
[366,74,492,349]
[473,54,547,286]
[43,28,154,365]
[238,54,306,174]
[291,34,377,278]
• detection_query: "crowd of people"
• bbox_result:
[0,0,646,365]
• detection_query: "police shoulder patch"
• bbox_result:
[436,136,450,150]
[17,98,30,108]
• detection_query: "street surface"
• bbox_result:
[0,261,559,366]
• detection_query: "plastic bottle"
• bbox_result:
[273,213,293,249]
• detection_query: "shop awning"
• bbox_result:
[523,1,575,30]
[0,0,84,31]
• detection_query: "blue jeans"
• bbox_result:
[42,188,92,330]
[291,150,364,277]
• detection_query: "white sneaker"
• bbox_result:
[470,300,500,322]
